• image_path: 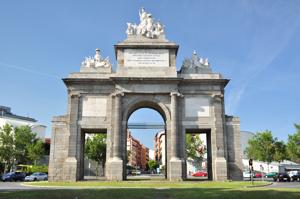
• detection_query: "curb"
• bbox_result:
[245,182,273,188]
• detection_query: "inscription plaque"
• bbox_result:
[124,49,169,67]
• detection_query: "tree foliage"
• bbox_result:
[273,140,287,163]
[245,130,287,164]
[186,134,206,170]
[147,160,159,171]
[15,125,36,164]
[0,124,15,171]
[27,139,45,165]
[85,134,107,175]
[0,124,45,171]
[287,124,300,162]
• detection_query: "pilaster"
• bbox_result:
[212,93,228,181]
[106,91,124,180]
[169,92,184,181]
[64,93,80,182]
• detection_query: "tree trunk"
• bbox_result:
[96,163,99,177]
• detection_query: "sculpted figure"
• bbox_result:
[81,49,112,68]
[139,7,147,23]
[180,51,212,74]
[94,48,101,62]
[146,14,154,38]
[138,7,148,35]
[126,23,134,35]
[203,58,209,66]
[126,8,166,38]
[156,21,164,34]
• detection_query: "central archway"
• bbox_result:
[122,98,171,180]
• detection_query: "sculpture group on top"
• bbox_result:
[180,51,212,74]
[126,8,165,39]
[81,48,112,68]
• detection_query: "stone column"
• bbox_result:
[113,92,122,160]
[107,91,124,180]
[212,93,228,181]
[64,93,80,182]
[170,92,179,159]
[169,92,183,181]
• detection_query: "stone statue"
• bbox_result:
[126,23,137,35]
[180,51,212,74]
[81,48,112,68]
[126,7,165,39]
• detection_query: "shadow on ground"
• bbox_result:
[0,188,299,199]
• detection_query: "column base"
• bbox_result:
[106,158,123,181]
[214,157,228,181]
[63,157,79,182]
[169,158,184,181]
[228,162,243,180]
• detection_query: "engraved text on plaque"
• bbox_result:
[124,49,169,67]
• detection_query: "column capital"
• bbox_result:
[211,93,224,99]
[170,91,184,98]
[69,92,81,98]
[112,91,125,97]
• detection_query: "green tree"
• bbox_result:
[186,134,206,170]
[14,125,36,164]
[147,160,159,171]
[245,130,275,163]
[85,134,107,176]
[273,140,287,163]
[0,124,15,172]
[27,139,45,165]
[287,124,300,163]
[245,130,289,172]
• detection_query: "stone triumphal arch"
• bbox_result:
[49,8,243,181]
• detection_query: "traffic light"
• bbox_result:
[249,159,253,166]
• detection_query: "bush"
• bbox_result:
[21,165,48,174]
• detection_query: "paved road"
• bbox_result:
[268,181,300,188]
[0,182,39,191]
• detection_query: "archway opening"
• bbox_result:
[81,129,107,181]
[185,129,212,181]
[126,108,166,180]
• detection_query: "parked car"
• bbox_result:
[254,172,263,178]
[291,171,300,182]
[192,171,208,177]
[2,172,26,182]
[288,171,298,178]
[24,172,48,181]
[265,172,277,178]
[131,170,141,175]
[243,171,251,178]
[273,172,291,182]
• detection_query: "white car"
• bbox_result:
[288,171,298,178]
[243,171,251,178]
[25,172,48,181]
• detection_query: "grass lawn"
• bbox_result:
[0,181,299,199]
[25,180,269,188]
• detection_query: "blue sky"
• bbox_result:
[1,0,300,149]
